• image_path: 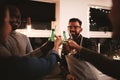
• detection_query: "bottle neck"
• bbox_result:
[62,31,67,44]
[49,29,55,42]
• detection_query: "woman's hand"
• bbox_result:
[66,74,76,80]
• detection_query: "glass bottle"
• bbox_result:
[40,29,55,56]
[62,31,67,44]
[48,29,55,42]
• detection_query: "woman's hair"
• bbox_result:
[110,0,120,40]
[0,5,11,43]
[0,5,8,27]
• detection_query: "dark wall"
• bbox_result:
[1,0,56,22]
[91,38,120,56]
[0,0,55,29]
[89,7,112,32]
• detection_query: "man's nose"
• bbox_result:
[70,27,75,31]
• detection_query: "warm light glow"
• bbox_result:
[26,17,32,32]
[27,25,32,32]
[98,43,100,53]
[113,55,120,60]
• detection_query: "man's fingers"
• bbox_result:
[55,35,61,39]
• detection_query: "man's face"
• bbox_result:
[10,11,21,31]
[68,21,82,38]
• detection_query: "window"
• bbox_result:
[89,7,112,32]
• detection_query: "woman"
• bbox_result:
[0,5,11,44]
[0,5,62,80]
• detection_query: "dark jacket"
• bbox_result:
[77,48,120,80]
[72,35,96,51]
[61,35,97,76]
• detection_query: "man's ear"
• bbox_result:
[80,28,83,32]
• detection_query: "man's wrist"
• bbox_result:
[76,46,83,51]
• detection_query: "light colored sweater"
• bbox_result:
[0,31,33,57]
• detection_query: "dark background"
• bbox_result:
[89,7,112,32]
[1,0,55,22]
[1,0,55,29]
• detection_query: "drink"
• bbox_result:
[48,29,55,42]
[63,31,67,44]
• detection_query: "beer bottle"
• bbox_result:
[40,29,55,56]
[49,29,55,42]
[63,31,67,44]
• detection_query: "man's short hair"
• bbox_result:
[69,18,82,25]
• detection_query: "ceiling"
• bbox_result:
[33,0,58,3]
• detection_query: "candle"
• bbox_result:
[27,25,31,32]
[26,17,32,32]
[98,43,100,53]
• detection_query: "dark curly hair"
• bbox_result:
[69,18,82,26]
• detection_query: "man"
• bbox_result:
[0,5,33,56]
[8,5,33,56]
[67,18,96,51]
[66,0,120,79]
[61,18,98,80]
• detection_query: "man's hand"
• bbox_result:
[66,74,76,80]
[67,40,82,50]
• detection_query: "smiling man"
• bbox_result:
[60,18,98,80]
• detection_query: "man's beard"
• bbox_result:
[10,21,21,31]
[70,33,80,39]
